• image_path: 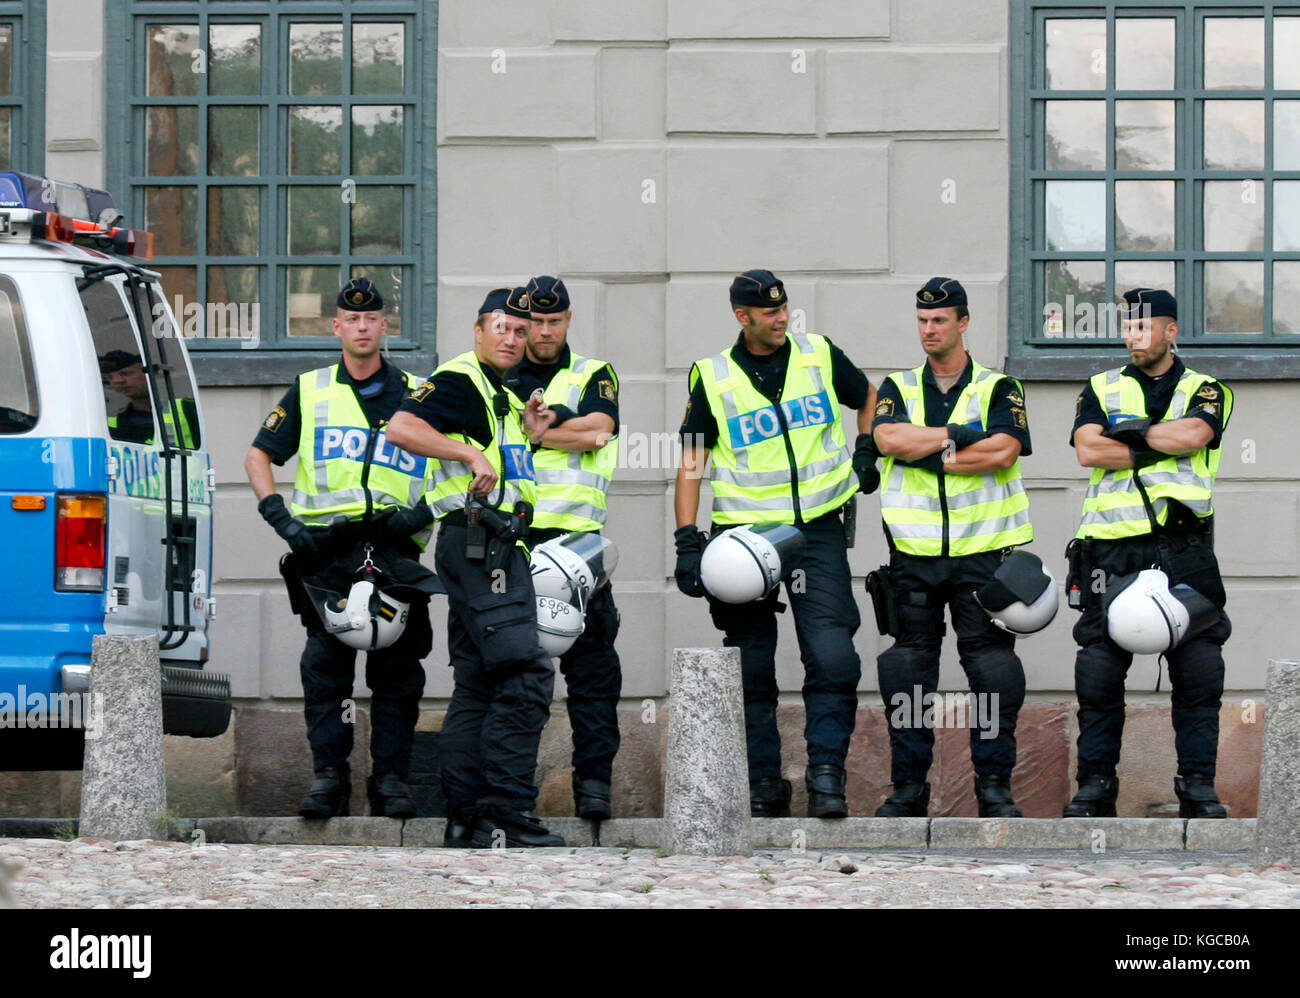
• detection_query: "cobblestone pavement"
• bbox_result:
[2,838,1299,908]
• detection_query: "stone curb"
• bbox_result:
[0,817,1259,851]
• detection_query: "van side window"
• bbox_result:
[82,279,156,445]
[143,282,201,451]
[0,275,38,434]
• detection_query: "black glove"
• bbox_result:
[903,452,946,474]
[1130,445,1167,470]
[946,424,985,451]
[852,433,881,495]
[1102,417,1152,448]
[673,525,707,598]
[546,403,577,427]
[373,499,435,543]
[258,493,321,560]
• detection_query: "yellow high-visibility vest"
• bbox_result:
[289,363,431,547]
[879,360,1033,557]
[531,351,618,532]
[425,351,538,520]
[693,333,855,526]
[1076,366,1233,540]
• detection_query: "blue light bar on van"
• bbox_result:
[0,172,118,223]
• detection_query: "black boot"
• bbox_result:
[805,764,848,819]
[471,806,567,848]
[1063,775,1119,817]
[367,773,416,819]
[572,776,612,821]
[1175,775,1227,819]
[875,780,929,817]
[975,773,1022,818]
[749,777,792,817]
[298,767,350,819]
[443,805,478,848]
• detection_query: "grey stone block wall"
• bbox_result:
[36,2,1298,735]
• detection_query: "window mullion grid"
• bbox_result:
[196,5,210,327]
[1264,5,1275,340]
[342,7,353,282]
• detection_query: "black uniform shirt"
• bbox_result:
[252,357,413,464]
[871,355,1033,455]
[396,357,506,449]
[508,343,620,435]
[678,333,871,448]
[1070,356,1227,449]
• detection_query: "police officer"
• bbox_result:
[386,287,565,847]
[100,350,155,444]
[245,277,436,819]
[1064,288,1233,818]
[673,270,877,818]
[871,278,1033,818]
[510,275,622,820]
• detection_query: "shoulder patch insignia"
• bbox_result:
[1006,390,1025,406]
[1197,402,1219,417]
[1196,384,1219,400]
[1075,394,1083,420]
[681,400,693,426]
[262,406,287,433]
[598,379,617,404]
[1012,406,1028,431]
[875,397,895,417]
[409,380,436,403]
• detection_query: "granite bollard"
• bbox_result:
[665,647,750,856]
[79,634,167,841]
[1258,659,1300,867]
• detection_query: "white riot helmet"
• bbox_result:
[974,550,1059,636]
[1104,568,1220,654]
[320,578,410,651]
[530,533,618,610]
[699,523,807,604]
[529,533,619,658]
[536,596,585,657]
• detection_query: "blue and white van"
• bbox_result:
[0,173,230,770]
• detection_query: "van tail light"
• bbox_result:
[55,493,106,591]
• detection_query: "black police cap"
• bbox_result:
[478,286,533,321]
[526,275,569,313]
[338,277,383,312]
[916,277,968,309]
[730,269,787,308]
[1119,287,1177,321]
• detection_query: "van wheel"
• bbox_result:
[161,665,232,738]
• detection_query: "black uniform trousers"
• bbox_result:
[297,550,431,780]
[707,511,862,784]
[876,550,1026,784]
[531,527,622,784]
[1072,530,1230,781]
[435,521,555,813]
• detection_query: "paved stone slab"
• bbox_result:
[1188,819,1255,853]
[753,818,929,850]
[931,818,1187,851]
[196,817,401,847]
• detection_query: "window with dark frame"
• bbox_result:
[106,2,435,384]
[1010,2,1300,378]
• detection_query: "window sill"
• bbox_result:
[1006,351,1300,382]
[192,351,440,387]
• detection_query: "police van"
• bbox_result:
[0,172,230,770]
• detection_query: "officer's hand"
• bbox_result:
[376,499,435,542]
[852,432,881,495]
[1102,417,1152,447]
[673,525,707,598]
[258,494,322,559]
[466,450,498,496]
[945,424,985,453]
[522,392,557,444]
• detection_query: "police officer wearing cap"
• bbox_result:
[386,287,565,847]
[1064,288,1233,818]
[509,275,623,820]
[871,278,1034,818]
[674,270,878,818]
[245,277,436,819]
